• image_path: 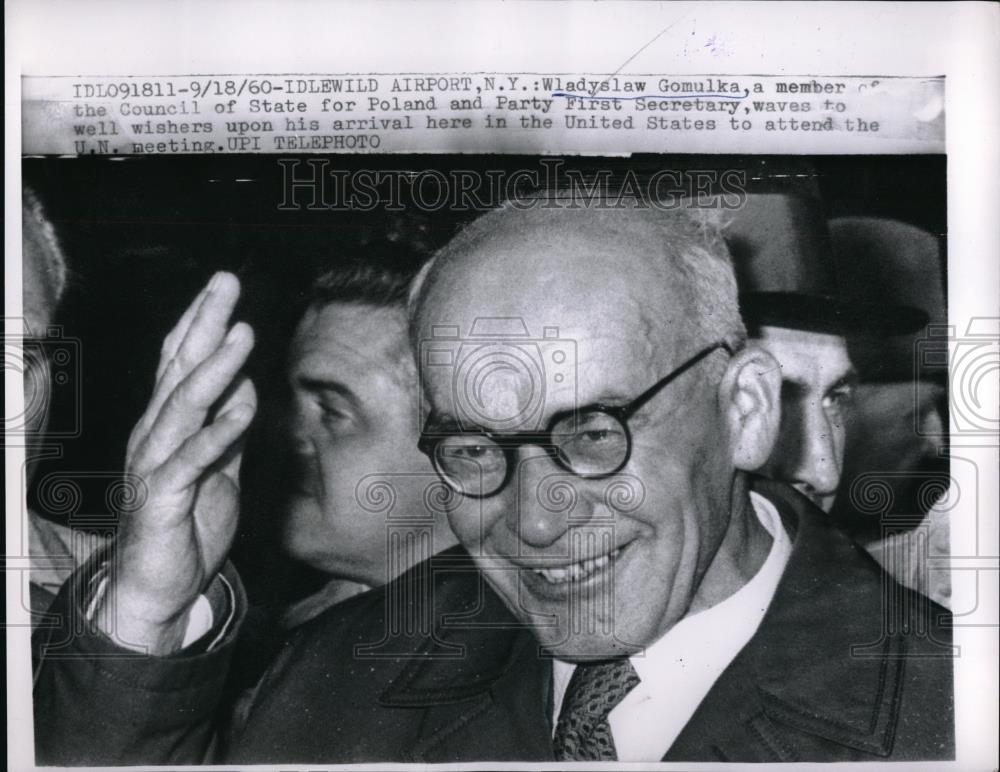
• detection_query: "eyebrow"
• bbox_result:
[827,370,860,393]
[586,390,637,408]
[296,376,363,409]
[422,394,638,437]
[781,369,859,399]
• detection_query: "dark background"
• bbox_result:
[22,154,947,607]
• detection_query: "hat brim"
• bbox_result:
[740,291,928,336]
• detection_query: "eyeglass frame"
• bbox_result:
[417,340,735,499]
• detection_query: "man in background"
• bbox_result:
[223,237,461,690]
[218,212,463,637]
[270,253,460,627]
[830,216,951,607]
[22,188,111,620]
[727,192,950,605]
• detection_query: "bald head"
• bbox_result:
[411,199,745,384]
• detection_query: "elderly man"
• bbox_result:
[34,195,953,764]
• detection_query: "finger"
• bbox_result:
[129,278,219,458]
[154,274,219,383]
[216,379,258,482]
[149,272,242,419]
[132,313,250,465]
[153,272,241,403]
[133,273,237,452]
[152,401,256,496]
[220,439,246,485]
[214,375,258,420]
[135,322,255,472]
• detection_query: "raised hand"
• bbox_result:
[96,272,257,654]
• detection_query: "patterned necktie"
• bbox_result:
[552,658,641,761]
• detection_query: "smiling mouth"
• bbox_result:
[531,546,623,585]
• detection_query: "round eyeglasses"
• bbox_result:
[418,341,733,498]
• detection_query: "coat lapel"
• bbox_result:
[667,479,935,761]
[377,555,555,761]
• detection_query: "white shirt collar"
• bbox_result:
[552,491,791,761]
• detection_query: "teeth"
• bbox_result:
[533,547,622,585]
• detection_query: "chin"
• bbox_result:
[522,596,657,660]
[537,623,650,661]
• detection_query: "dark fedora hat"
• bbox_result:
[726,193,930,338]
[830,215,946,383]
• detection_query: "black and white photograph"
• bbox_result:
[7,3,999,770]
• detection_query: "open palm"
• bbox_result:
[100,273,257,653]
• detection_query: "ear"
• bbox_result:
[718,343,782,471]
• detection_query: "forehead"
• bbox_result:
[291,302,409,377]
[421,215,686,329]
[755,326,853,388]
[417,216,696,423]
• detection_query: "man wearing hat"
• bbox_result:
[727,193,948,604]
[829,216,951,607]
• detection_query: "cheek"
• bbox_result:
[310,449,392,543]
[628,422,722,498]
[315,432,428,515]
[305,434,372,515]
[628,428,731,540]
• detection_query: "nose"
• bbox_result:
[504,447,598,548]
[290,430,315,458]
[794,407,843,504]
[285,397,316,454]
[284,405,322,492]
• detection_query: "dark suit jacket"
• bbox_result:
[33,479,954,764]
